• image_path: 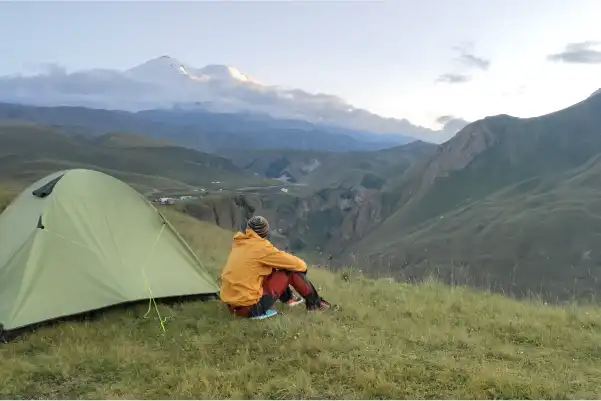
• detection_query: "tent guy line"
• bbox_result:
[141,223,169,332]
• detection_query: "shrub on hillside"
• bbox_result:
[265,156,291,178]
[361,172,385,190]
[290,236,307,251]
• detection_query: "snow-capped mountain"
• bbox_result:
[591,88,601,98]
[0,56,463,142]
[123,56,260,86]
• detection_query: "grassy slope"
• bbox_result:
[346,95,601,300]
[1,209,601,399]
[0,122,269,192]
[356,154,601,300]
[91,132,175,148]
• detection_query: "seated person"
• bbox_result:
[220,215,331,319]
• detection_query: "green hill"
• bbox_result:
[0,122,268,191]
[1,208,601,399]
[0,102,412,153]
[346,92,601,301]
[91,132,174,148]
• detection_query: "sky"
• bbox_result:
[0,0,600,129]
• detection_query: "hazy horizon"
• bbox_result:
[1,0,600,130]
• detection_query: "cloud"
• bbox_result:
[40,63,68,76]
[436,115,454,124]
[453,43,490,70]
[9,62,68,78]
[458,53,490,70]
[435,73,471,84]
[547,41,601,64]
[422,115,470,143]
[436,115,469,131]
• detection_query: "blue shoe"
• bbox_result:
[250,309,278,320]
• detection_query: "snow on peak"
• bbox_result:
[130,55,180,70]
[125,58,259,85]
[125,55,186,82]
[226,66,256,83]
[198,64,259,84]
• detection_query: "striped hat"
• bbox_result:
[248,215,270,238]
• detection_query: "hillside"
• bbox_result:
[0,102,413,153]
[0,122,267,192]
[222,140,437,190]
[1,208,601,398]
[346,92,601,301]
[359,155,601,300]
[91,132,174,148]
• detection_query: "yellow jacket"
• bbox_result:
[220,228,307,307]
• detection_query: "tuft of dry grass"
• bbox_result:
[1,208,601,399]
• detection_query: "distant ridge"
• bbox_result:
[0,56,465,142]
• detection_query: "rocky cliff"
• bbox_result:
[175,186,385,254]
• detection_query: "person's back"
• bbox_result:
[219,216,331,319]
[220,227,306,306]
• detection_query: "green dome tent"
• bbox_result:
[0,169,219,337]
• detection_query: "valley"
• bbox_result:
[1,89,601,303]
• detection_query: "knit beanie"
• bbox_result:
[247,215,270,238]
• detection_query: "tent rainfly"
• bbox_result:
[0,169,219,337]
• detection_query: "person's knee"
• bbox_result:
[293,271,307,279]
[274,269,291,276]
[291,269,307,276]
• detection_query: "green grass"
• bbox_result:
[351,152,601,302]
[91,132,174,148]
[1,209,601,399]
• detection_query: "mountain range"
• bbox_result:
[2,52,601,302]
[0,102,416,153]
[0,56,465,143]
[344,90,601,299]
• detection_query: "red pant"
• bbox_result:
[227,270,317,317]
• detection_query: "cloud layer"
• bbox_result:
[436,115,469,132]
[548,41,601,64]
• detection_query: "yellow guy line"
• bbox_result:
[141,223,168,332]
